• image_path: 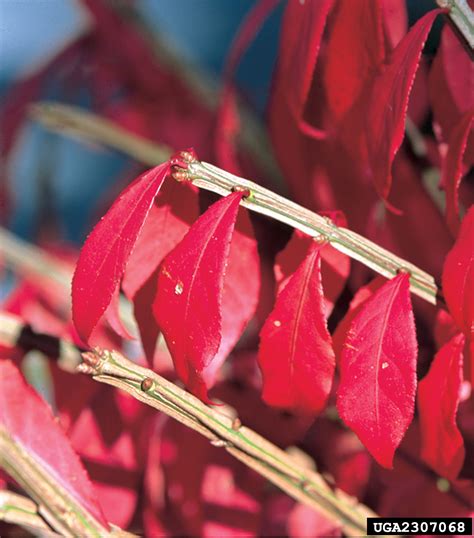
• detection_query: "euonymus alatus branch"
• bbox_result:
[173,155,438,305]
[78,347,389,538]
[0,314,390,537]
[31,102,440,306]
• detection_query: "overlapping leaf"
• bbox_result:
[133,268,162,363]
[337,273,417,468]
[378,154,453,279]
[442,206,474,337]
[303,418,372,499]
[104,286,134,340]
[122,179,200,300]
[121,180,200,361]
[417,333,465,479]
[275,0,333,136]
[203,209,260,388]
[258,245,335,414]
[362,9,442,201]
[332,276,386,361]
[430,23,474,163]
[275,216,350,318]
[69,387,151,527]
[153,191,248,399]
[380,0,408,49]
[274,217,350,319]
[157,420,262,537]
[377,436,473,521]
[442,109,474,236]
[323,0,384,121]
[434,308,459,349]
[72,163,169,343]
[0,360,108,528]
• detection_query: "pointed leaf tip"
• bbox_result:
[442,206,474,338]
[443,109,474,236]
[337,273,417,468]
[360,9,442,201]
[72,163,169,343]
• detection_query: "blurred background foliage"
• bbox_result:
[1,0,438,243]
[0,0,283,242]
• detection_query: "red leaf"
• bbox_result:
[215,87,241,175]
[133,268,161,364]
[275,0,333,137]
[332,276,386,361]
[72,163,169,343]
[275,219,350,318]
[430,24,474,150]
[0,34,88,160]
[377,432,473,521]
[258,245,335,414]
[323,0,385,121]
[153,192,245,400]
[380,0,408,49]
[0,360,108,528]
[430,23,474,162]
[304,418,372,498]
[375,153,453,279]
[142,419,167,538]
[434,309,459,349]
[202,208,260,388]
[104,287,134,340]
[336,273,417,468]
[442,206,474,337]
[439,21,473,115]
[417,334,465,480]
[158,420,262,537]
[122,180,199,300]
[288,502,342,537]
[122,180,199,362]
[364,9,442,201]
[80,0,163,95]
[443,109,474,236]
[69,388,150,528]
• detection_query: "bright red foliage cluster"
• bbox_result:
[1,0,473,535]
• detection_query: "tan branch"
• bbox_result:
[77,348,391,538]
[29,105,440,305]
[0,430,133,537]
[29,103,171,167]
[0,491,60,537]
[178,158,439,305]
